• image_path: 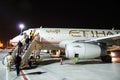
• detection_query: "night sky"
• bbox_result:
[0,0,120,47]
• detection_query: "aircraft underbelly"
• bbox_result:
[41,44,63,50]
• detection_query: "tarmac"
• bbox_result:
[1,51,120,80]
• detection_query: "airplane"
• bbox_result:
[9,27,120,63]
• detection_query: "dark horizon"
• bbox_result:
[0,0,120,47]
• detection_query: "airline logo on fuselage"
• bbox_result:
[69,30,120,37]
[46,29,60,34]
[45,29,120,37]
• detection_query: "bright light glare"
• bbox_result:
[19,24,25,29]
[111,52,116,57]
[112,58,120,63]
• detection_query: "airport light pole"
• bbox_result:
[19,24,25,34]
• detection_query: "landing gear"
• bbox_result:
[101,55,112,63]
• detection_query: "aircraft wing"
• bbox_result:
[85,33,120,42]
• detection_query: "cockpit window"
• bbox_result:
[20,32,23,35]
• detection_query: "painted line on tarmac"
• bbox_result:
[20,70,31,80]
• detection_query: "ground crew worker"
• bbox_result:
[74,53,79,64]
[30,30,35,41]
[6,52,14,71]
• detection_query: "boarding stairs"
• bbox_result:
[9,34,41,68]
[21,35,41,68]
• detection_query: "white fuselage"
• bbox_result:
[10,28,120,49]
[38,28,120,49]
[40,28,119,41]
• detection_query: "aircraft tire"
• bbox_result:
[101,55,112,63]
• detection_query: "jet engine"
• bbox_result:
[65,42,101,59]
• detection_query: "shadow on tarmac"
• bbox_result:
[65,59,112,65]
[26,71,46,75]
[36,59,60,65]
[22,59,60,70]
[76,61,103,65]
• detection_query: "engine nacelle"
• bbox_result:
[65,42,101,59]
[59,40,80,48]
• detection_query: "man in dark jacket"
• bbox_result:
[17,41,23,54]
[25,35,30,50]
[15,53,22,76]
